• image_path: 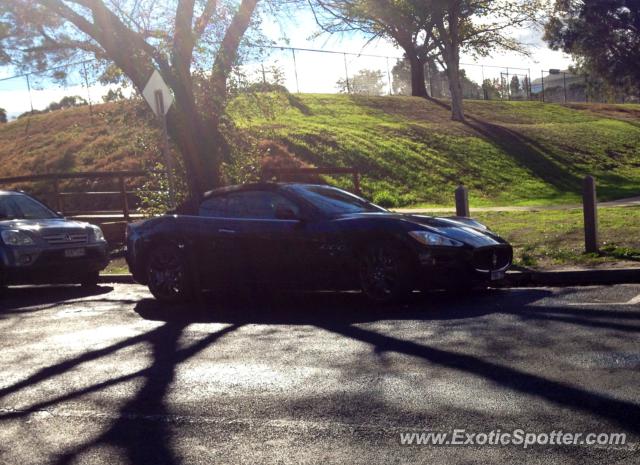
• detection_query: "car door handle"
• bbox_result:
[218,228,236,234]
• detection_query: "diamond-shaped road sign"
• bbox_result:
[142,70,174,116]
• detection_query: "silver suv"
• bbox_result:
[0,191,109,288]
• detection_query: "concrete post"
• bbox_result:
[583,176,598,253]
[455,185,470,217]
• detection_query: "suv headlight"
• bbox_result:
[409,230,463,247]
[88,225,106,243]
[1,230,36,246]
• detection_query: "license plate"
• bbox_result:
[64,248,86,258]
[491,270,505,281]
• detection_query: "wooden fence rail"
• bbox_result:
[0,170,147,222]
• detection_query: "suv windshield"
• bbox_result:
[0,194,59,220]
[288,185,386,215]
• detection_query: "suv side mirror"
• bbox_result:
[275,205,299,220]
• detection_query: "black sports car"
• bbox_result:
[125,183,512,302]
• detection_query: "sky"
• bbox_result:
[0,8,574,120]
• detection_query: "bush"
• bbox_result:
[373,190,400,208]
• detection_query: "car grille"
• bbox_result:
[43,232,88,245]
[472,246,512,271]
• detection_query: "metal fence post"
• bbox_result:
[583,176,598,253]
[52,176,62,213]
[563,72,567,103]
[455,185,470,217]
[541,70,545,103]
[291,48,300,93]
[82,61,93,119]
[119,175,130,222]
[386,57,392,95]
[343,53,350,93]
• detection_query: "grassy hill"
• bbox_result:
[1,94,639,207]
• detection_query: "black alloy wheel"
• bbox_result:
[146,244,192,303]
[359,241,414,303]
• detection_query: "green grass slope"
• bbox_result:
[229,95,640,206]
[1,95,639,207]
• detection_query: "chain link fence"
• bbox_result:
[2,45,639,122]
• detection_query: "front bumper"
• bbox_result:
[415,244,512,289]
[0,243,109,285]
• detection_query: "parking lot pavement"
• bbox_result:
[0,284,639,465]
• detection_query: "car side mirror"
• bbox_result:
[275,205,299,220]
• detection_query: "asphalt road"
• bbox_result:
[1,283,639,464]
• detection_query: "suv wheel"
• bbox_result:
[81,271,100,288]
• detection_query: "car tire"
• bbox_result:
[81,271,100,288]
[358,241,415,303]
[146,244,193,303]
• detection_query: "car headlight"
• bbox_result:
[408,230,464,247]
[89,225,106,243]
[1,230,36,246]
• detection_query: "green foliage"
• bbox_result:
[545,0,640,92]
[373,190,399,207]
[46,95,87,112]
[337,69,386,96]
[136,162,189,218]
[102,88,126,103]
[0,107,6,123]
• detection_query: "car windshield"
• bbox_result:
[288,185,387,215]
[0,194,59,220]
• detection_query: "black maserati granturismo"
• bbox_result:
[125,183,512,302]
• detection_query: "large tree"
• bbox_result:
[311,0,439,97]
[0,0,261,197]
[544,0,640,88]
[312,0,540,121]
[431,0,541,120]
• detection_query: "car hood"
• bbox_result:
[0,218,91,233]
[338,212,507,247]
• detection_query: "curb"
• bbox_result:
[99,269,640,287]
[99,274,136,284]
[503,268,640,287]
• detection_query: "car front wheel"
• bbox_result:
[358,241,415,303]
[81,271,100,288]
[146,244,193,303]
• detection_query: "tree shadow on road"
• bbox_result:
[49,322,240,465]
[0,284,114,313]
[3,284,640,463]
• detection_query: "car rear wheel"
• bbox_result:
[146,244,192,303]
[358,241,415,303]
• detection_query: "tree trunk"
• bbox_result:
[445,59,465,121]
[407,55,428,97]
[166,111,221,198]
[436,2,465,122]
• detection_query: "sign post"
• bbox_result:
[143,70,176,209]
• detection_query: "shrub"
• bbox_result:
[373,190,399,208]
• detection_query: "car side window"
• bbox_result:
[199,196,227,217]
[226,191,300,219]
